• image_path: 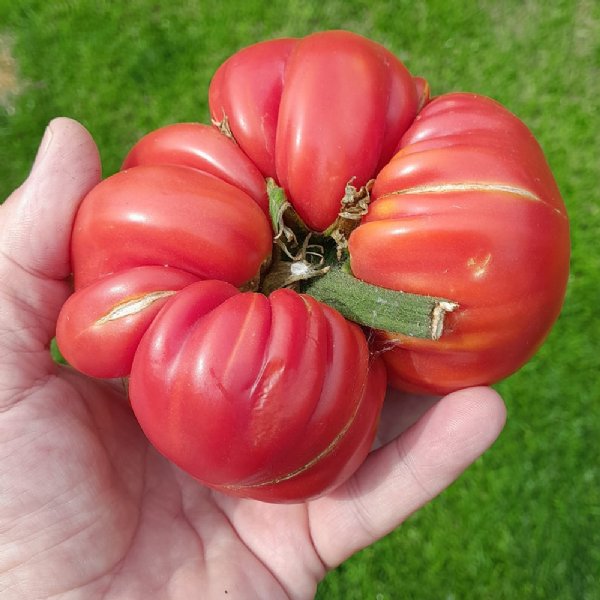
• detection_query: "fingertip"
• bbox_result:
[47,116,96,145]
[40,117,102,182]
[440,386,507,448]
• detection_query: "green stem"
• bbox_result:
[265,179,459,340]
[301,265,458,340]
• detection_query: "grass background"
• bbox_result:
[1,0,598,598]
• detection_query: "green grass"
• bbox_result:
[1,0,599,598]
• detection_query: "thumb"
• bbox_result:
[0,118,101,356]
[1,117,101,280]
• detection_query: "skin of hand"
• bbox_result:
[0,118,506,600]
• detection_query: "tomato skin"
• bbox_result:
[129,283,386,502]
[349,93,570,394]
[121,123,269,215]
[71,164,272,290]
[209,31,419,232]
[56,266,199,378]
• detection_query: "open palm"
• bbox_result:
[0,118,506,599]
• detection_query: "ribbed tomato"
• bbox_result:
[56,30,569,502]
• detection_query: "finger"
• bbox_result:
[1,117,101,280]
[0,118,101,352]
[308,386,506,568]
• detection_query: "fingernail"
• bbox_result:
[30,122,55,174]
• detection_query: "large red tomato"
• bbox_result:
[56,30,569,501]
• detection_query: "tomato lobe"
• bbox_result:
[72,164,272,290]
[129,284,386,501]
[349,93,570,393]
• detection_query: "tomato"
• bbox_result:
[348,93,570,394]
[209,30,420,232]
[129,282,386,502]
[57,30,570,501]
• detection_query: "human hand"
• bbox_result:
[0,118,506,599]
